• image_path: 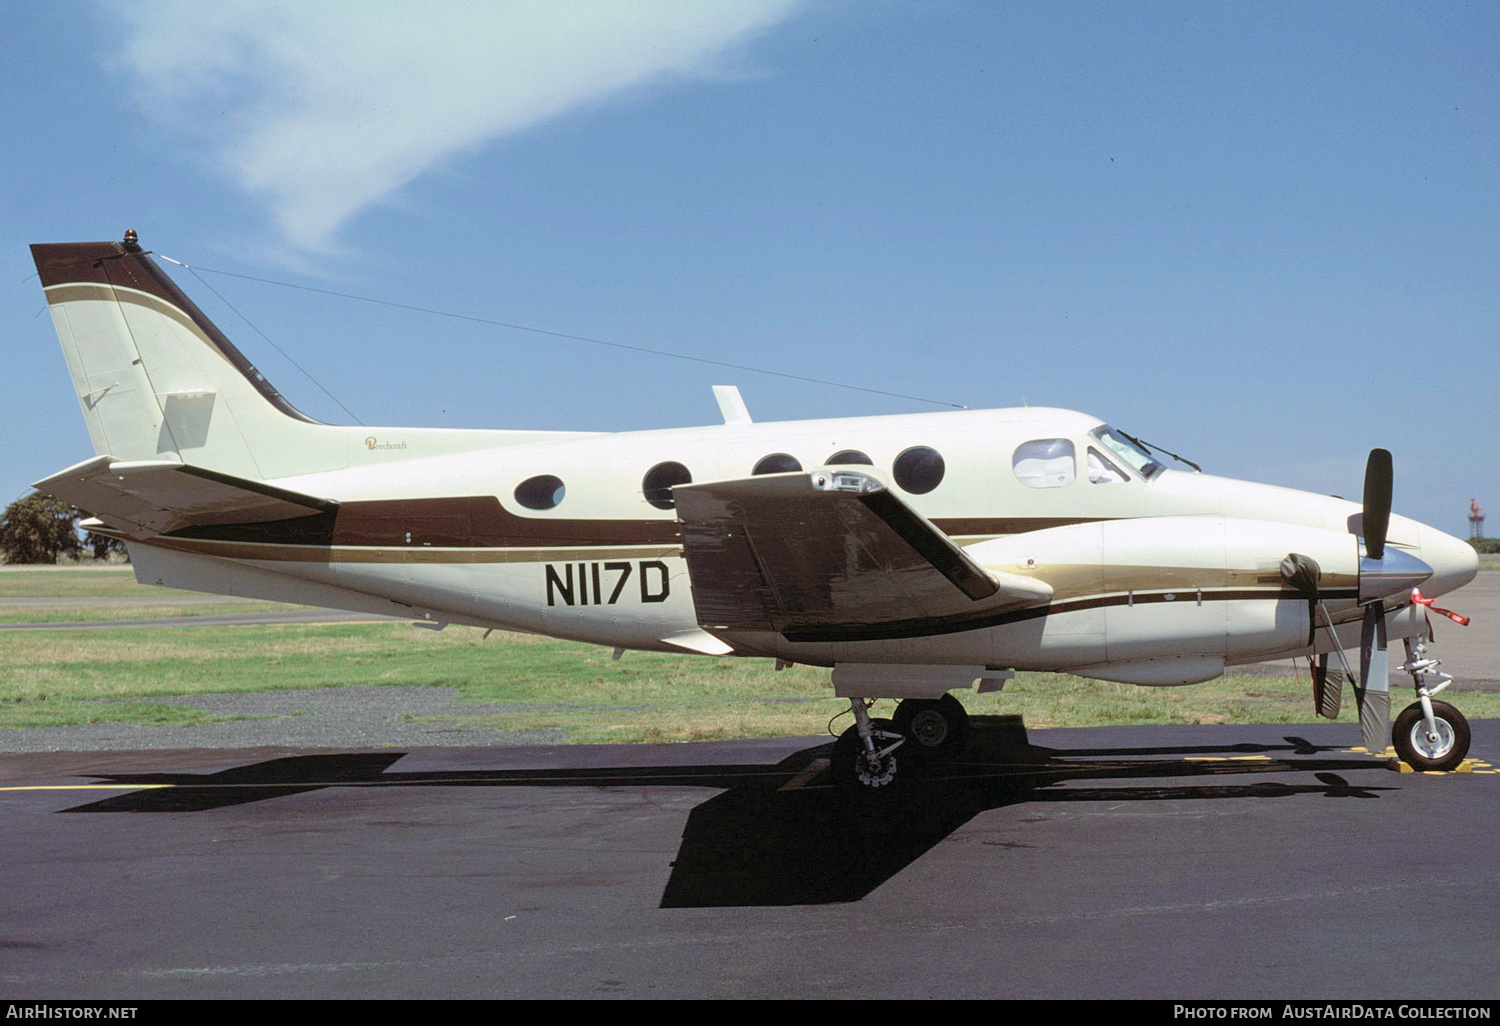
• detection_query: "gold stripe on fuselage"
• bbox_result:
[144,536,682,564]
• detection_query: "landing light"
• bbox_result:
[815,471,884,494]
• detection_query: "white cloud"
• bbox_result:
[108,0,803,253]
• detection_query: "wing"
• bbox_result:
[34,455,336,539]
[674,470,1051,640]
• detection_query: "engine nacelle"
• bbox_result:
[969,515,1363,681]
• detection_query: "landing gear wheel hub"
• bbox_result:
[1392,699,1470,772]
[908,709,950,748]
[1408,718,1455,761]
[855,752,898,788]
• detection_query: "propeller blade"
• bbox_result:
[1313,654,1342,719]
[1353,449,1432,604]
[1362,448,1392,561]
[1354,603,1390,754]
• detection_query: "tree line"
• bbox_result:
[0,492,128,564]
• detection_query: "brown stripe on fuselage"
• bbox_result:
[163,495,1111,550]
[166,495,686,548]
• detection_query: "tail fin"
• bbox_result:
[31,237,341,481]
[33,234,587,483]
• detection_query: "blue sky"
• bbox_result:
[2,1,1495,537]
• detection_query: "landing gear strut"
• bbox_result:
[830,694,976,793]
[1393,638,1470,771]
[831,699,905,792]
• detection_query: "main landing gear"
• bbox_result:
[831,701,903,791]
[891,694,971,763]
[1393,637,1471,772]
[830,695,973,793]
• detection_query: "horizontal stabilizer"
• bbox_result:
[35,456,336,538]
[675,470,1051,636]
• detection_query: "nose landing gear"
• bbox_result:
[1394,638,1471,772]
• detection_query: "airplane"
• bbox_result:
[26,232,1481,794]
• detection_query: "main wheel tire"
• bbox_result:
[830,719,901,794]
[1392,700,1470,772]
[892,694,971,762]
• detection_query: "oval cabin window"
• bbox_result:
[892,446,945,494]
[642,461,692,510]
[826,450,874,466]
[514,475,566,510]
[752,453,802,475]
[1013,439,1076,489]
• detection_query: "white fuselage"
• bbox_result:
[125,405,1479,685]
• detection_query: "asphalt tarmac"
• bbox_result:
[2,718,1496,1000]
[1,571,1495,998]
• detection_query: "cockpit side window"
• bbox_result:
[1087,447,1129,484]
[1091,425,1163,479]
[1013,438,1076,489]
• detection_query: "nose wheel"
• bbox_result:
[1391,638,1472,772]
[1393,699,1470,772]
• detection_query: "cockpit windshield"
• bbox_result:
[1091,425,1164,480]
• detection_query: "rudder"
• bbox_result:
[33,235,331,481]
[32,233,592,485]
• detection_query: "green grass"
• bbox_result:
[5,620,1497,739]
[0,601,316,624]
[0,565,146,599]
[0,623,837,734]
[10,701,274,730]
[0,564,320,622]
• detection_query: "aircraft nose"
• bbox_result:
[1417,523,1480,598]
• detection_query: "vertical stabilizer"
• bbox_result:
[32,234,592,483]
[32,237,323,480]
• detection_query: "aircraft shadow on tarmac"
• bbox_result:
[57,716,1398,907]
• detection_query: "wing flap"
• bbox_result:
[35,456,336,538]
[675,471,1051,635]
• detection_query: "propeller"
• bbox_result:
[1352,448,1431,754]
[1284,450,1432,746]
